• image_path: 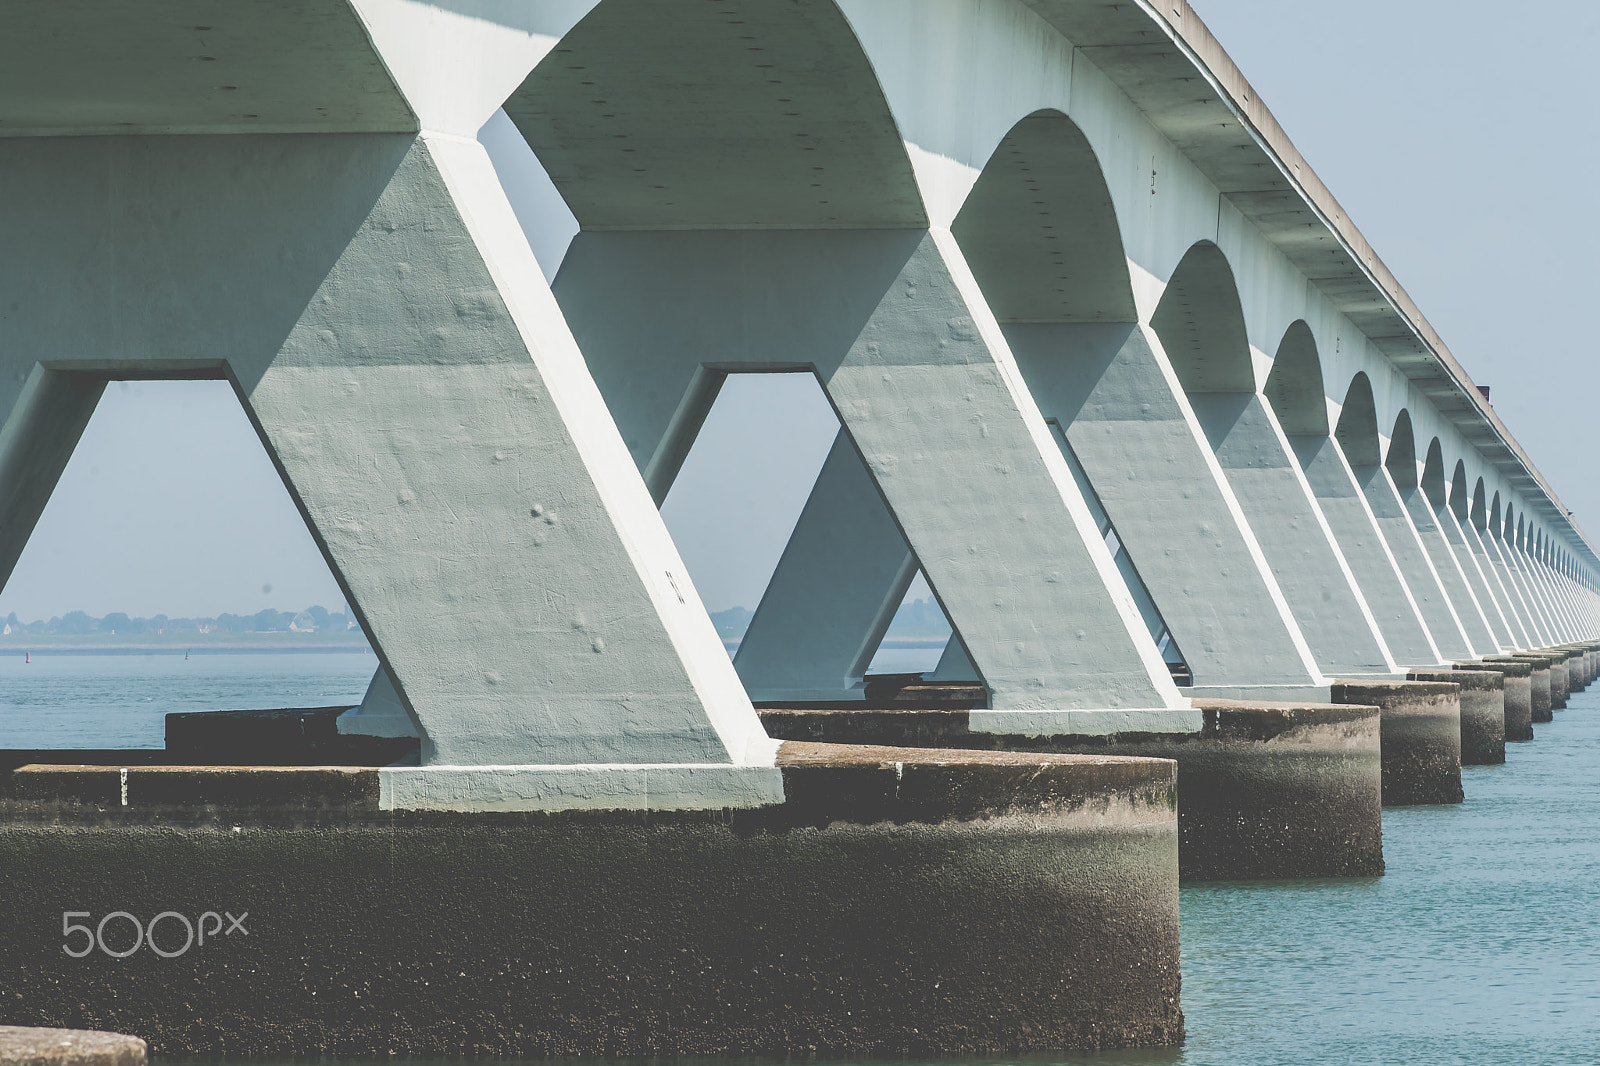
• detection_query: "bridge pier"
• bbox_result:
[758,699,1382,881]
[1549,650,1572,709]
[1330,681,1463,805]
[1490,656,1555,722]
[0,748,1181,1057]
[1408,668,1505,764]
[1455,660,1535,742]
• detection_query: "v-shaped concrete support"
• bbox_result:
[552,228,1189,721]
[0,132,777,809]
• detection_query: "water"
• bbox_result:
[0,651,375,748]
[1080,687,1600,1065]
[7,654,1600,1063]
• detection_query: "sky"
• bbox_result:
[0,380,346,622]
[1189,0,1600,534]
[2,1,1593,620]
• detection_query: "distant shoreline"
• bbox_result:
[5,646,373,657]
[1,636,371,656]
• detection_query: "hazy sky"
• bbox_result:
[1190,0,1600,533]
[0,380,345,621]
[2,1,1592,619]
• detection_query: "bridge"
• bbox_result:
[1,0,1595,1057]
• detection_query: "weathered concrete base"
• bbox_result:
[1564,645,1596,690]
[758,701,1383,881]
[1455,660,1534,742]
[1492,657,1553,722]
[1330,681,1463,806]
[0,1027,145,1066]
[1546,650,1571,709]
[1408,669,1505,764]
[0,744,1182,1057]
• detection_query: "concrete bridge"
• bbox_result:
[1,0,1596,1056]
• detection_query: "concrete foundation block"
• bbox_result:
[1571,645,1597,689]
[1454,660,1534,742]
[0,1028,145,1066]
[1329,680,1463,806]
[757,702,1383,881]
[1409,669,1504,764]
[1491,656,1553,722]
[0,745,1182,1058]
[1544,649,1571,709]
[1563,649,1587,694]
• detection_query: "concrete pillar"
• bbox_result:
[1488,532,1556,645]
[1490,655,1553,722]
[1454,660,1534,741]
[1,747,1183,1055]
[732,432,917,702]
[1541,649,1568,709]
[1330,680,1463,805]
[1408,667,1504,764]
[1188,393,1395,675]
[1293,436,1441,664]
[1435,504,1517,649]
[0,133,781,809]
[1349,462,1474,659]
[1460,520,1537,648]
[553,229,1188,721]
[0,368,106,587]
[759,699,1383,881]
[1400,489,1501,654]
[1007,323,1322,690]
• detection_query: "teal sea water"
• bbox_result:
[4,651,1599,1064]
[0,650,375,748]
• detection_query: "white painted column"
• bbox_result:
[1293,435,1442,664]
[0,367,106,587]
[1485,530,1552,646]
[1007,323,1322,688]
[733,432,918,702]
[1522,545,1577,641]
[1435,504,1517,650]
[1462,521,1536,649]
[555,228,1188,715]
[1398,488,1500,654]
[1350,464,1474,660]
[0,133,781,809]
[1189,392,1395,675]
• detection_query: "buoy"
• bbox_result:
[24,651,30,663]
